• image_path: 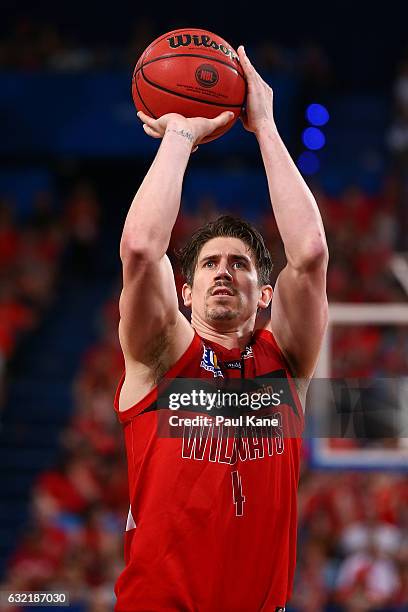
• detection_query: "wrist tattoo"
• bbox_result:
[167,128,194,143]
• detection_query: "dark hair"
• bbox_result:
[177,215,273,286]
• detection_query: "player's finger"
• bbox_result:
[238,45,250,63]
[237,46,254,78]
[211,111,234,128]
[137,111,157,128]
[143,124,161,138]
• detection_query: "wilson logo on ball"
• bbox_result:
[167,34,238,63]
[195,64,219,88]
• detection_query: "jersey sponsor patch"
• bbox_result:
[220,359,241,370]
[242,345,254,360]
[200,347,224,377]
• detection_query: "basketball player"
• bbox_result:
[114,46,328,611]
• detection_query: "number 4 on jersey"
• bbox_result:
[231,470,245,516]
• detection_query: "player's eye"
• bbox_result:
[232,261,244,269]
[204,261,215,268]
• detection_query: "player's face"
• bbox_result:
[182,237,271,326]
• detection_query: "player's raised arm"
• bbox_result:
[118,111,233,406]
[237,46,329,380]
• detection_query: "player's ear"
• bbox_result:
[258,285,273,310]
[182,283,192,308]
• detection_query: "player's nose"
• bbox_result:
[214,261,233,281]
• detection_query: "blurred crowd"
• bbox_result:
[1,295,125,611]
[0,182,100,397]
[389,55,408,166]
[0,193,63,400]
[293,470,408,611]
[0,15,331,83]
[388,52,408,252]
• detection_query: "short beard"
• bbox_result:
[205,305,239,321]
[204,293,242,322]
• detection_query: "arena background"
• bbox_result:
[0,2,407,610]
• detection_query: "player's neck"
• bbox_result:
[191,318,254,351]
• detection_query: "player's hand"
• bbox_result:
[237,46,274,135]
[137,111,233,151]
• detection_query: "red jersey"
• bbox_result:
[114,328,303,611]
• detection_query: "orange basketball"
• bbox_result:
[132,28,246,143]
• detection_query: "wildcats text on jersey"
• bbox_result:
[181,417,284,464]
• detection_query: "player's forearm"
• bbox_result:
[120,126,193,259]
[257,122,328,270]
